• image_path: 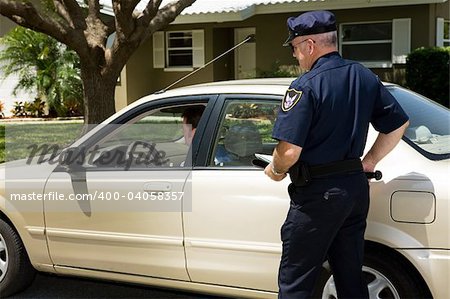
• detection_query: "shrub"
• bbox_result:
[11,101,27,117]
[0,101,5,118]
[258,61,304,78]
[26,98,46,117]
[406,47,449,107]
[10,99,46,117]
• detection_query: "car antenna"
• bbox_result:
[155,34,256,94]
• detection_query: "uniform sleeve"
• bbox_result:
[371,82,409,134]
[272,86,315,147]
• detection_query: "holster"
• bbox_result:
[288,161,311,187]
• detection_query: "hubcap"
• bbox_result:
[322,266,401,299]
[0,232,8,281]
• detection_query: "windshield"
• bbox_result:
[387,86,450,160]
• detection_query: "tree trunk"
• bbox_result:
[80,66,117,126]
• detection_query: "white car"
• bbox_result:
[0,78,449,298]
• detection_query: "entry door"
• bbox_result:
[234,27,256,79]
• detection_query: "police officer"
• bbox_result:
[264,10,409,299]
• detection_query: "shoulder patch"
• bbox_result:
[282,88,303,112]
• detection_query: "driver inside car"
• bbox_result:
[181,106,205,146]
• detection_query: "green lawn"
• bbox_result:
[0,118,184,163]
[0,121,84,163]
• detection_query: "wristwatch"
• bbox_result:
[271,164,285,176]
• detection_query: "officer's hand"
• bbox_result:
[362,159,376,173]
[264,163,287,181]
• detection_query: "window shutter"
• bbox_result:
[192,30,205,68]
[392,18,411,64]
[436,18,444,47]
[153,31,165,68]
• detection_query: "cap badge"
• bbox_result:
[282,88,303,111]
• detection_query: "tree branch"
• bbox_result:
[53,0,74,27]
[148,0,196,36]
[60,0,86,29]
[137,0,163,27]
[87,0,101,21]
[105,19,117,36]
[1,1,68,42]
[107,0,195,76]
[112,0,141,41]
[0,0,88,58]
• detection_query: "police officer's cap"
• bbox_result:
[283,10,337,46]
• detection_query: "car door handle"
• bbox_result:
[143,182,172,192]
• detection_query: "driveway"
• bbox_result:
[10,273,225,299]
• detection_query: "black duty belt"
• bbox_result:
[309,159,363,178]
[251,156,382,186]
[289,159,364,187]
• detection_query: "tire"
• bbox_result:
[0,218,36,297]
[314,249,430,299]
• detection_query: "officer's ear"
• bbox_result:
[307,39,316,55]
[307,45,314,55]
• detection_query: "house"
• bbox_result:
[113,0,449,111]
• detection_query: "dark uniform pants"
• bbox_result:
[278,173,370,299]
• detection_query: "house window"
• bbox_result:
[340,19,410,67]
[340,21,392,67]
[437,18,450,46]
[153,30,205,70]
[166,31,193,67]
[446,21,450,46]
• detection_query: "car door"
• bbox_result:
[183,95,290,291]
[43,97,213,280]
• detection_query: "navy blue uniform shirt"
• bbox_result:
[272,52,409,165]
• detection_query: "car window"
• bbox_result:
[388,86,450,159]
[86,104,205,169]
[210,99,279,167]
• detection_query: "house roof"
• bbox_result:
[150,0,308,15]
[101,0,448,24]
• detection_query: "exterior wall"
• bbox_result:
[123,39,154,104]
[119,24,215,108]
[336,5,432,83]
[150,23,215,92]
[114,66,128,112]
[119,2,449,107]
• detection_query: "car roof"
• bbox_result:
[154,77,395,99]
[162,77,295,96]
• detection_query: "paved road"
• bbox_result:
[11,273,226,299]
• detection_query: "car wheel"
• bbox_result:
[316,250,428,299]
[0,219,36,297]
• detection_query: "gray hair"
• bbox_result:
[313,31,337,48]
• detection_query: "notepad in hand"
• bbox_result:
[252,153,273,168]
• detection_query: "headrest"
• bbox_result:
[224,122,262,157]
[405,125,432,144]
